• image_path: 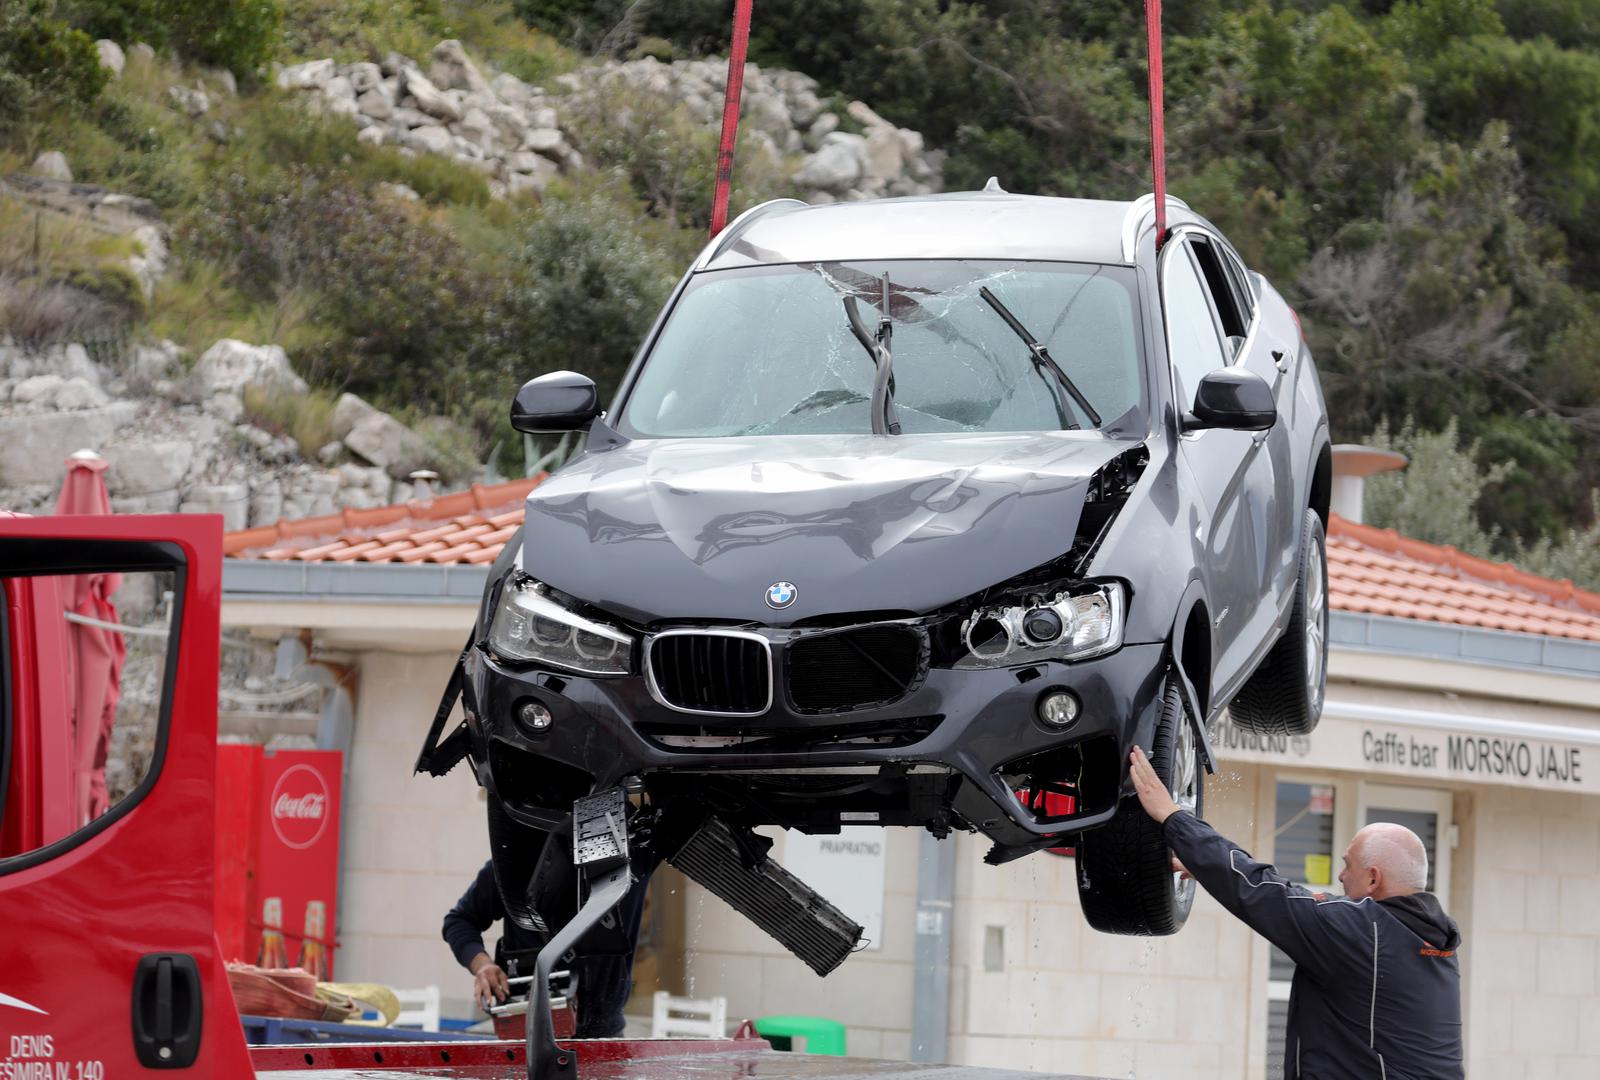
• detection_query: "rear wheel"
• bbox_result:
[1230,508,1327,736]
[1076,677,1201,936]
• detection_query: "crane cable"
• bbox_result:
[709,0,755,237]
[1145,0,1167,249]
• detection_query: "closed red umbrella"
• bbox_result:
[54,449,126,826]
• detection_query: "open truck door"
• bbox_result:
[0,513,253,1075]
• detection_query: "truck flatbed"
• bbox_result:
[253,1037,1096,1079]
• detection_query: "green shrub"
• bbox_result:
[71,0,283,75]
[0,0,107,131]
[242,383,340,456]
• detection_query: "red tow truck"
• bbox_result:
[1,515,1063,1080]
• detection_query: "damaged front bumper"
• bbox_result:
[454,633,1172,856]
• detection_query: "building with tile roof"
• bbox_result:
[216,469,1600,1079]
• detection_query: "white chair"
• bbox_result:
[650,991,728,1039]
[393,985,442,1032]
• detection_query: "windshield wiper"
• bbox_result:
[978,285,1103,429]
[844,273,901,435]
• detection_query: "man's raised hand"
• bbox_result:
[1129,745,1181,824]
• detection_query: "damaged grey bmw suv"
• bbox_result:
[421,189,1331,942]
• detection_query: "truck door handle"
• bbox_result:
[133,954,203,1068]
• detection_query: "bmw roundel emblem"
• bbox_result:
[765,581,798,609]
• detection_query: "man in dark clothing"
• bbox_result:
[442,859,655,1038]
[1129,746,1464,1080]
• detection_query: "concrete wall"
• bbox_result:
[336,649,490,1016]
[944,763,1265,1079]
[1462,786,1600,1080]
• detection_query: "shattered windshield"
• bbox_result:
[619,260,1146,438]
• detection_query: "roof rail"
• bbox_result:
[694,198,809,270]
[1120,192,1191,261]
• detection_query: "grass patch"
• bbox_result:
[241,383,341,456]
[148,259,329,359]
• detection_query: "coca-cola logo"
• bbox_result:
[269,764,331,850]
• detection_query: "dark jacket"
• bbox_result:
[442,857,656,1038]
[1164,812,1463,1079]
[442,859,545,971]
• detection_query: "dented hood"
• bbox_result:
[520,433,1132,625]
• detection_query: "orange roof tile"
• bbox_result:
[224,488,1600,642]
[223,477,545,566]
[1327,514,1600,642]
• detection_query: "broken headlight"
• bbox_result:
[955,582,1124,668]
[488,576,635,676]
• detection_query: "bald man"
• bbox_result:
[1129,747,1463,1079]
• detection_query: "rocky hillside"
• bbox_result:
[272,41,942,202]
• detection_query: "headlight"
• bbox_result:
[488,576,635,676]
[954,582,1124,668]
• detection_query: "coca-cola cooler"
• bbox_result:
[215,745,343,979]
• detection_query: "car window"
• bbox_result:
[620,260,1147,438]
[1220,244,1256,324]
[1186,236,1250,358]
[1,556,178,867]
[1163,242,1229,411]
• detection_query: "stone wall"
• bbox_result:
[0,337,463,527]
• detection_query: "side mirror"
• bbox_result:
[1185,369,1276,432]
[511,371,601,433]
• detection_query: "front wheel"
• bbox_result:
[1230,508,1328,736]
[1076,677,1202,936]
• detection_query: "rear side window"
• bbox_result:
[0,540,182,870]
[1187,236,1250,354]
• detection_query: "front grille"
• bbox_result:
[786,626,926,713]
[648,632,771,715]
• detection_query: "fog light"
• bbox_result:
[1038,690,1080,727]
[518,701,553,734]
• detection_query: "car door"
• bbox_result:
[1162,234,1273,693]
[0,514,253,1074]
[1197,236,1301,608]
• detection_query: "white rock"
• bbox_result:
[277,58,335,91]
[128,42,155,63]
[106,440,195,495]
[168,84,210,117]
[323,96,359,121]
[402,67,462,122]
[379,182,421,201]
[846,100,890,129]
[192,339,307,398]
[53,378,109,410]
[863,126,905,182]
[389,106,440,129]
[348,62,383,93]
[490,72,533,104]
[0,404,140,484]
[457,106,497,149]
[323,75,355,101]
[205,67,238,96]
[522,127,566,156]
[332,393,432,477]
[357,88,393,120]
[487,179,509,200]
[507,168,555,198]
[431,39,491,95]
[30,151,72,182]
[12,374,65,405]
[526,106,558,130]
[405,125,453,154]
[357,125,386,147]
[204,392,244,423]
[794,135,865,192]
[96,40,125,77]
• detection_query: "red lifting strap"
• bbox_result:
[1145,0,1166,249]
[709,0,755,238]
